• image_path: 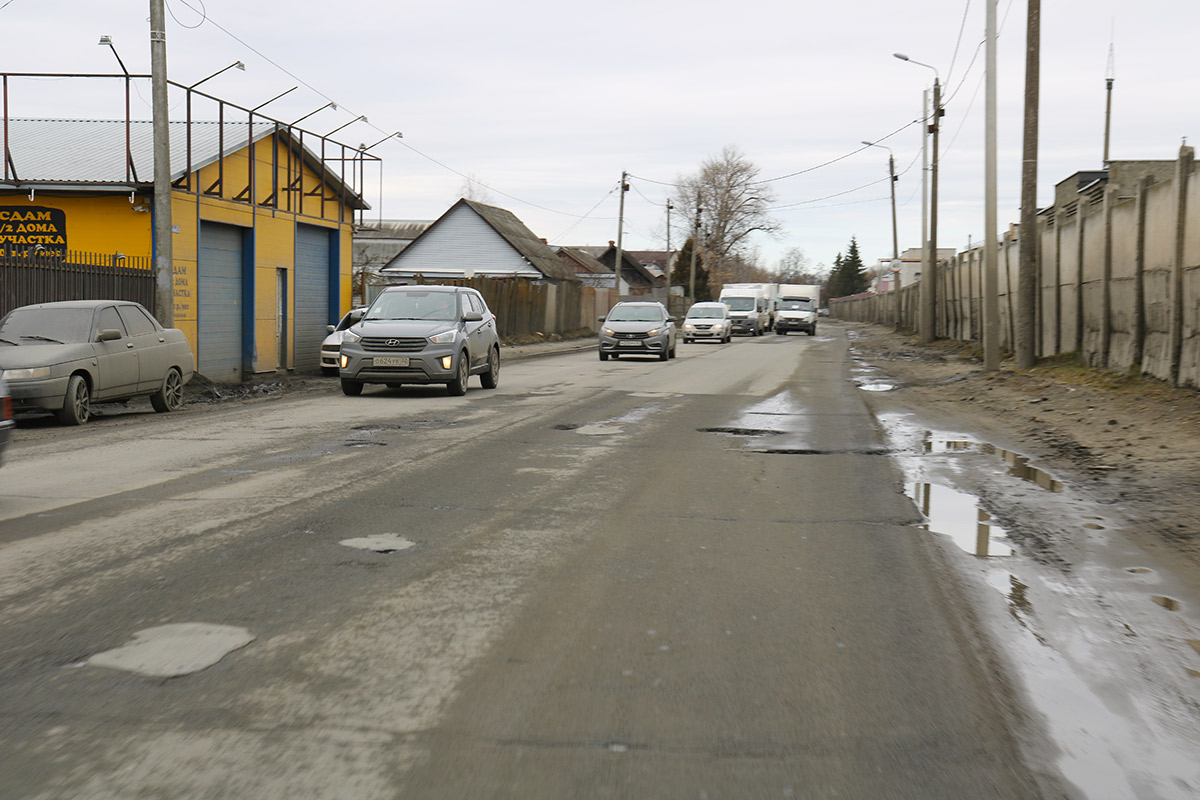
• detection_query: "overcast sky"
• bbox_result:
[2,0,1194,275]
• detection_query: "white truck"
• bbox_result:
[774,284,820,336]
[718,284,771,336]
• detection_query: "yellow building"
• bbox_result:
[1,117,368,381]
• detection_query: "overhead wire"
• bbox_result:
[168,0,618,222]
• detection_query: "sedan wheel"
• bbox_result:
[56,374,90,425]
[150,368,184,412]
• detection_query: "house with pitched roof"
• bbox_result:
[379,198,579,283]
[0,115,368,381]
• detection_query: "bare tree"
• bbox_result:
[675,146,782,284]
[776,247,826,284]
[458,174,497,206]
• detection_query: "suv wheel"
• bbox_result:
[341,379,363,396]
[447,351,470,396]
[480,346,500,389]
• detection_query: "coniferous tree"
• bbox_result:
[670,237,712,302]
[827,238,869,298]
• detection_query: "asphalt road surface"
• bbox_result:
[0,330,1070,799]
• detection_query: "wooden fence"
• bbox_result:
[1,249,154,317]
[381,276,616,341]
[832,147,1200,389]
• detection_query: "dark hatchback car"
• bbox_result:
[337,285,500,396]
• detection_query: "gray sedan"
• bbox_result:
[0,300,194,425]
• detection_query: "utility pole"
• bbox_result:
[150,0,174,325]
[1016,0,1041,369]
[924,76,941,344]
[983,0,1001,370]
[613,171,628,301]
[1103,42,1115,165]
[689,189,701,301]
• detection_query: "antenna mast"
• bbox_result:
[1103,37,1115,166]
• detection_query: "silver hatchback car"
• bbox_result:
[598,301,677,361]
[337,285,500,396]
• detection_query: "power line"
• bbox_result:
[169,0,605,221]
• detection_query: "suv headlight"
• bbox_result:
[645,327,662,337]
[428,329,457,344]
[343,329,362,344]
[2,366,51,380]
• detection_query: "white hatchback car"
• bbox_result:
[321,307,367,376]
[681,302,732,343]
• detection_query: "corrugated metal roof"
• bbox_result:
[1,118,366,207]
[462,200,579,282]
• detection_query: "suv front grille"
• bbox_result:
[361,336,427,353]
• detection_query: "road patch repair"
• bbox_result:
[88,623,255,678]
[340,534,417,553]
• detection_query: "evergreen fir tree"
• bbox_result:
[827,238,869,298]
[670,237,712,302]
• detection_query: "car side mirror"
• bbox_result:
[464,311,484,322]
[326,324,336,333]
[96,328,122,342]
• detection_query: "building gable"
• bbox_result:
[382,201,541,279]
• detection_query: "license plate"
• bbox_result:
[619,340,640,347]
[373,356,409,367]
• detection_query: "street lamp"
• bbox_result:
[861,140,899,261]
[189,60,245,90]
[359,132,403,151]
[325,115,368,138]
[894,52,942,343]
[251,86,298,113]
[97,35,129,75]
[290,102,337,126]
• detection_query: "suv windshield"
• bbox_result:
[607,306,663,322]
[366,291,458,322]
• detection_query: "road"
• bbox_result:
[0,329,1067,799]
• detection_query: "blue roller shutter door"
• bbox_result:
[295,225,332,373]
[198,222,244,382]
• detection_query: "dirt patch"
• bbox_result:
[842,320,1200,570]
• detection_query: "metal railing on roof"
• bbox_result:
[1,72,378,223]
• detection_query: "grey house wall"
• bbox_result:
[382,204,540,279]
[832,147,1200,389]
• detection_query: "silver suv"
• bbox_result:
[338,285,500,396]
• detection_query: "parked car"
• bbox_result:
[681,302,732,343]
[0,300,194,425]
[321,307,367,376]
[0,375,12,465]
[337,285,499,396]
[598,301,677,361]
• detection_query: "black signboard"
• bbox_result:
[0,206,68,253]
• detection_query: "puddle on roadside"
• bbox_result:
[921,434,1064,493]
[858,382,898,392]
[907,482,1013,558]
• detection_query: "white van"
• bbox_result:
[718,285,769,336]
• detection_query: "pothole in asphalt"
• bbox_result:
[698,427,784,437]
[1126,567,1153,574]
[88,623,255,678]
[339,534,417,553]
[552,423,582,430]
[1151,596,1182,612]
[345,440,387,447]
